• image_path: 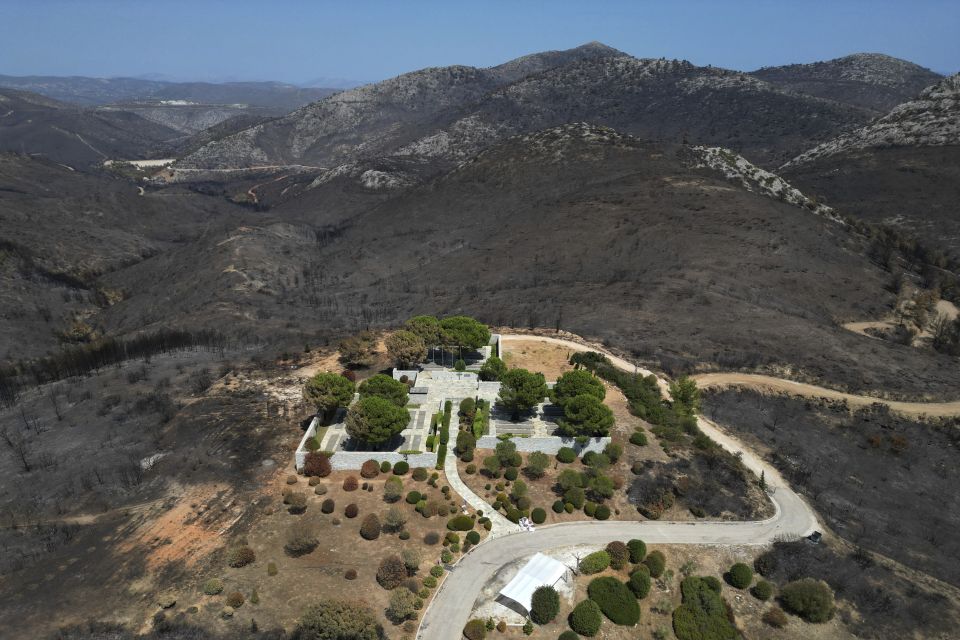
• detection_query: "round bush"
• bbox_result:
[225,591,244,608]
[530,585,560,624]
[286,474,297,485]
[344,503,359,518]
[754,552,778,577]
[202,578,224,595]
[556,447,577,463]
[360,460,380,479]
[506,508,521,523]
[227,545,255,568]
[644,550,665,578]
[630,460,644,475]
[564,502,574,513]
[752,580,773,601]
[424,531,440,545]
[627,539,647,563]
[504,467,519,481]
[411,466,428,481]
[463,619,486,640]
[423,575,437,588]
[406,491,422,504]
[516,496,531,511]
[445,532,460,544]
[447,515,474,531]
[321,498,335,514]
[568,599,602,636]
[465,463,477,475]
[629,430,648,446]
[466,530,481,545]
[579,550,610,575]
[780,579,836,623]
[460,450,474,463]
[628,566,651,599]
[380,460,392,473]
[376,555,407,590]
[393,461,410,475]
[308,476,321,486]
[594,505,611,520]
[727,562,753,589]
[531,507,547,524]
[430,565,444,578]
[605,541,629,570]
[552,500,565,513]
[762,606,788,628]
[303,452,332,477]
[584,502,597,517]
[587,576,640,625]
[344,568,357,580]
[360,514,381,540]
[314,484,327,496]
[343,476,359,492]
[558,632,579,640]
[399,530,410,540]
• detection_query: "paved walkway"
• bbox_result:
[418,334,820,640]
[443,449,513,536]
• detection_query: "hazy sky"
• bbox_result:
[1,0,957,84]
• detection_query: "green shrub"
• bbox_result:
[726,562,753,589]
[780,579,835,623]
[412,466,428,481]
[564,487,586,509]
[603,442,623,462]
[558,632,579,640]
[393,461,410,475]
[430,565,444,578]
[595,505,611,520]
[673,577,738,640]
[531,507,547,524]
[399,530,410,540]
[628,566,651,598]
[406,491,422,504]
[644,551,666,578]
[627,539,647,563]
[587,576,640,625]
[579,550,610,574]
[447,515,474,531]
[529,585,560,624]
[466,530,481,544]
[227,545,255,568]
[752,580,773,601]
[556,447,577,463]
[294,601,382,640]
[202,578,224,595]
[629,430,648,446]
[552,500,565,513]
[380,460,392,473]
[564,502,574,513]
[506,508,521,523]
[568,599,603,637]
[459,397,476,417]
[267,562,277,576]
[504,467,519,481]
[423,575,437,588]
[703,576,722,593]
[584,501,597,517]
[463,619,486,640]
[466,463,477,474]
[446,532,460,544]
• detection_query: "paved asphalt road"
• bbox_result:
[417,334,819,640]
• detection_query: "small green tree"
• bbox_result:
[478,356,507,381]
[386,330,427,368]
[524,451,550,479]
[358,374,409,407]
[303,373,355,421]
[440,316,491,357]
[498,368,548,420]
[530,585,560,624]
[780,579,836,623]
[727,562,753,589]
[552,369,605,408]
[669,376,700,416]
[345,397,410,446]
[557,394,614,437]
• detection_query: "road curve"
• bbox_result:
[419,334,819,639]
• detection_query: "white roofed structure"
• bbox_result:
[498,553,568,613]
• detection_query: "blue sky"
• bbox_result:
[1,1,956,84]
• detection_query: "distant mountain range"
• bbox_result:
[0,74,339,108]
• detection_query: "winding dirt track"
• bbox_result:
[418,334,823,640]
[692,372,960,417]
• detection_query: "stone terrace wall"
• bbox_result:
[475,435,610,455]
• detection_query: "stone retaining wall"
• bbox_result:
[475,435,610,455]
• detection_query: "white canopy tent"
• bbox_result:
[498,553,568,613]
